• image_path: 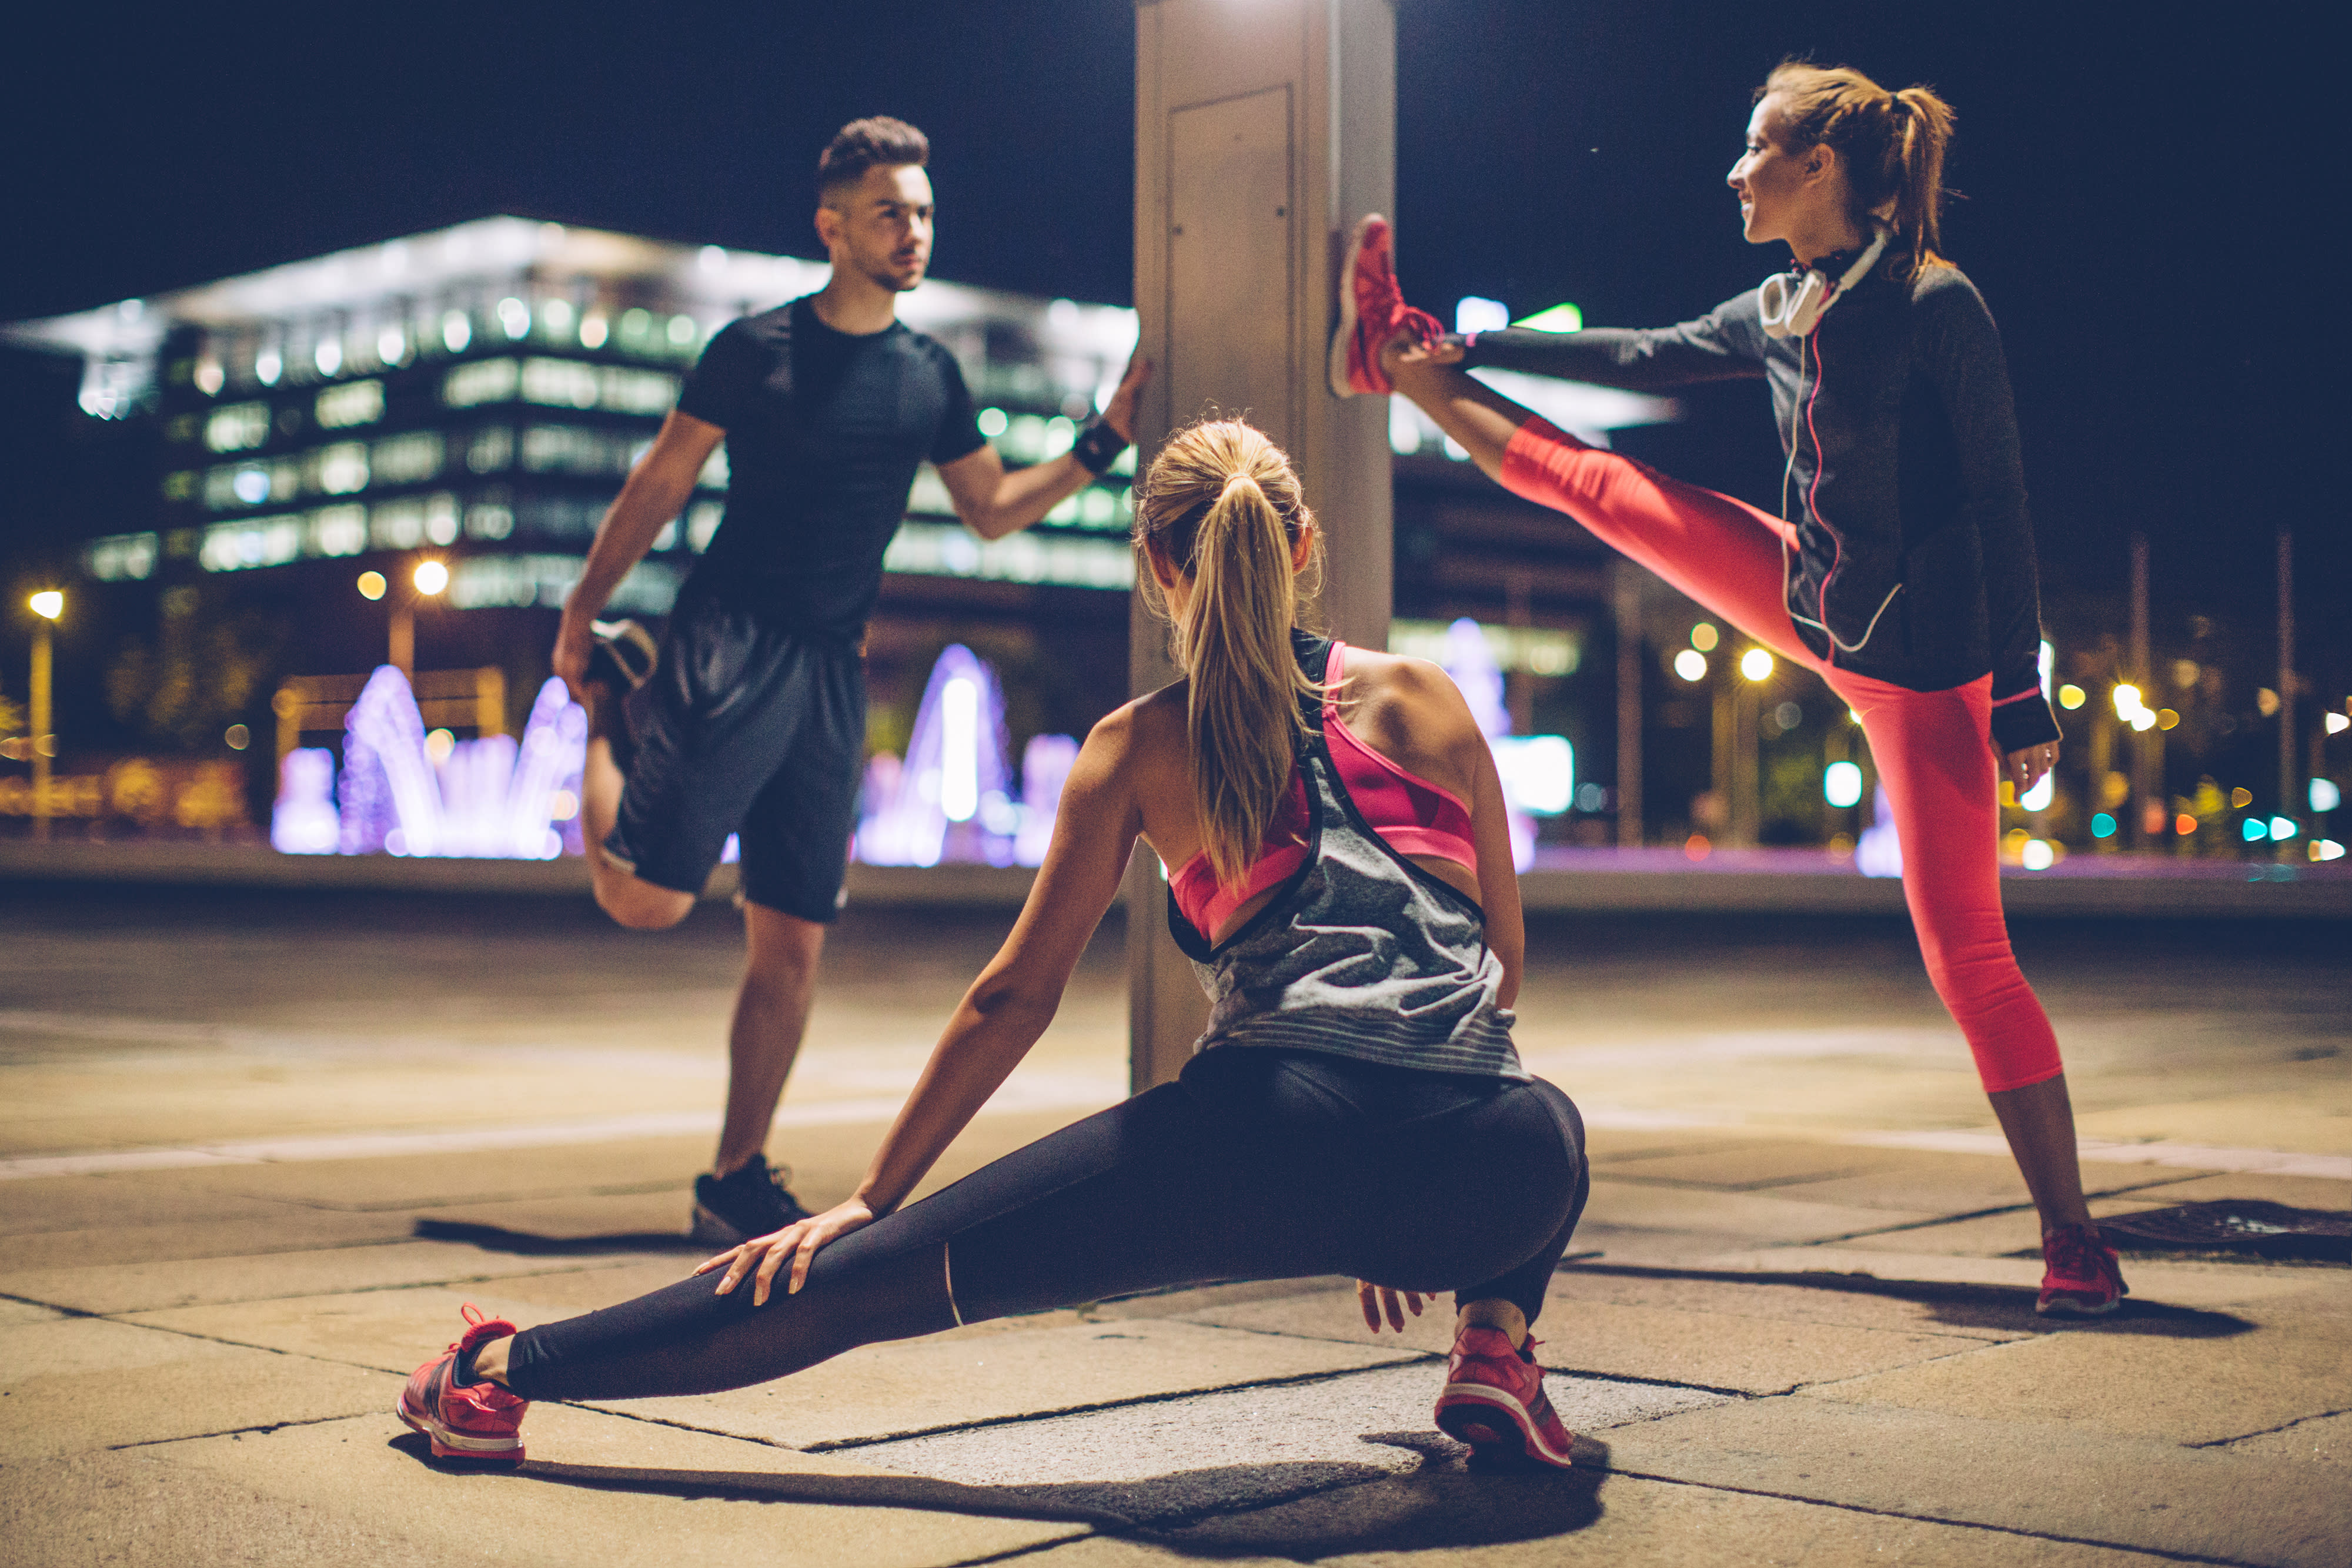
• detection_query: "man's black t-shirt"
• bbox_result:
[674,295,985,637]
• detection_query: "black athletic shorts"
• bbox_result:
[603,590,865,922]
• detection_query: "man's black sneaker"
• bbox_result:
[690,1154,813,1246]
[586,619,659,694]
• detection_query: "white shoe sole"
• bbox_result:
[1435,1382,1576,1469]
[397,1393,524,1460]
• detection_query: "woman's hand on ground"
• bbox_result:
[697,1199,877,1306]
[1358,1281,1429,1333]
[2001,741,2059,795]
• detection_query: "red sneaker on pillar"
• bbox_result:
[1329,215,1442,399]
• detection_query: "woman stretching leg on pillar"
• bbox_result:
[397,420,1592,1469]
[1334,62,2123,1315]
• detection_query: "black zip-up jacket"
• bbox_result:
[1459,256,2062,754]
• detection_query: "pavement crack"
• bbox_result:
[1601,1465,2280,1567]
[2186,1405,2352,1449]
[106,1410,366,1450]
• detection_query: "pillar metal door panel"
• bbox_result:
[1165,86,1297,448]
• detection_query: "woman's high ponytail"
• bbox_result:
[1133,420,1324,888]
[1763,62,1957,279]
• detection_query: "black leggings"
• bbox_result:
[505,1048,1588,1402]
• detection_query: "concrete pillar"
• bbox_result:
[1128,0,1395,1092]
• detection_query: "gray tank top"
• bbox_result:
[1167,636,1525,1081]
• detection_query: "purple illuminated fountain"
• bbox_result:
[858,644,1017,867]
[271,748,340,854]
[277,666,587,858]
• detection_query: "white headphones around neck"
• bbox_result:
[1758,226,1890,339]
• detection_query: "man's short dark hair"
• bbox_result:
[817,117,930,203]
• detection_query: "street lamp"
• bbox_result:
[28,591,62,842]
[382,559,447,678]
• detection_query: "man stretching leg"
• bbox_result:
[552,116,1150,1244]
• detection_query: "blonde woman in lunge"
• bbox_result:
[399,419,1592,1472]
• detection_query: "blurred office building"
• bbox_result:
[5,224,1689,847]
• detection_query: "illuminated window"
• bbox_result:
[977,407,1008,437]
[309,505,368,557]
[466,426,514,474]
[443,357,520,407]
[498,298,531,339]
[370,431,445,486]
[619,308,653,350]
[442,310,472,353]
[883,521,1134,590]
[667,314,698,347]
[541,298,574,338]
[425,492,460,546]
[83,532,159,581]
[193,357,225,397]
[521,423,633,476]
[1389,620,1582,676]
[162,471,198,502]
[370,499,427,549]
[376,326,407,365]
[522,357,600,409]
[199,514,303,572]
[204,402,271,453]
[906,466,955,517]
[579,313,609,349]
[315,337,344,377]
[315,379,385,430]
[513,358,677,414]
[314,442,370,496]
[697,445,729,489]
[465,499,515,540]
[686,500,723,551]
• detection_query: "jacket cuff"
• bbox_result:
[1989,690,2062,753]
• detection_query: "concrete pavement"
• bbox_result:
[1,887,2346,1565]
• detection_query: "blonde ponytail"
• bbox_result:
[1134,420,1324,887]
[1763,62,1957,280]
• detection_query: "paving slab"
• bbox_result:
[2,1206,420,1270]
[1583,1141,1918,1192]
[1605,1395,2348,1567]
[1,1237,616,1315]
[1175,1283,1987,1396]
[848,1361,1724,1528]
[0,1176,305,1238]
[2117,1171,2352,1211]
[1763,1149,2173,1214]
[0,1448,460,1568]
[1581,1179,1938,1245]
[0,1315,396,1461]
[1803,1278,2352,1445]
[1163,1469,2181,1567]
[1689,1246,2334,1312]
[138,1407,1098,1568]
[1545,1264,2038,1340]
[597,1318,1431,1450]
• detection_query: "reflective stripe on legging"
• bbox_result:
[1499,414,2063,1094]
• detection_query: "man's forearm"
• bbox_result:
[969,454,1093,540]
[567,469,697,619]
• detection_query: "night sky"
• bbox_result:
[0,0,2332,670]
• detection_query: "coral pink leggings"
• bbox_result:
[1502,417,2062,1092]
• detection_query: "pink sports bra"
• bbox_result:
[1170,641,1479,940]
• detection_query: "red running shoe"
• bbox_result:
[1329,214,1443,398]
[1434,1324,1576,1469]
[397,1304,529,1462]
[2037,1223,2129,1317]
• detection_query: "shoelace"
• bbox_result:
[2044,1226,2112,1286]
